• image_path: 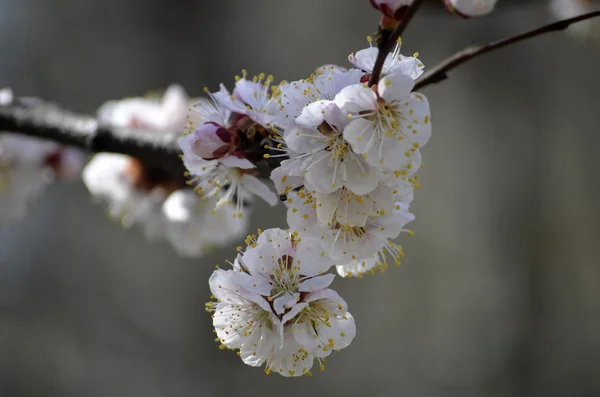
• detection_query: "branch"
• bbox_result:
[0,98,187,184]
[369,0,424,87]
[414,10,600,90]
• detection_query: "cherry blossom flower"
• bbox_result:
[162,189,248,258]
[273,67,363,130]
[445,0,498,17]
[207,228,356,376]
[181,95,277,217]
[348,37,424,80]
[285,181,414,265]
[213,71,279,130]
[335,69,431,175]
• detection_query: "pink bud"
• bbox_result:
[369,0,413,19]
[191,122,236,160]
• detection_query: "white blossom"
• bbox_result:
[207,228,356,376]
[180,95,277,217]
[213,71,278,130]
[162,189,248,258]
[285,182,414,265]
[445,0,498,17]
[335,69,431,176]
[348,38,424,80]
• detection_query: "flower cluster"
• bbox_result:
[182,38,431,376]
[1,88,85,225]
[269,40,429,278]
[207,228,355,377]
[83,85,248,257]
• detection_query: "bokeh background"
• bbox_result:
[1,1,600,396]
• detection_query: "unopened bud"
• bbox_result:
[369,0,413,20]
[191,122,236,160]
[445,0,497,18]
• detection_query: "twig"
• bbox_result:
[415,10,600,90]
[0,98,187,184]
[369,0,424,87]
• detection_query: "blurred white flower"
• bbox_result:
[550,0,600,39]
[207,228,355,376]
[0,133,85,225]
[82,153,168,239]
[162,189,248,258]
[0,87,13,105]
[445,0,498,17]
[335,69,431,175]
[98,84,189,132]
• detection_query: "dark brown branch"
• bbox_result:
[415,10,600,90]
[369,0,424,87]
[0,98,187,184]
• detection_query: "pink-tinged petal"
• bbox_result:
[240,174,278,206]
[348,47,378,72]
[218,155,255,169]
[273,292,300,315]
[298,273,335,293]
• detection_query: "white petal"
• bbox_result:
[218,155,255,169]
[334,84,377,115]
[342,152,379,195]
[240,174,278,206]
[378,70,415,103]
[304,151,343,194]
[342,118,374,154]
[348,47,378,72]
[298,273,335,293]
[283,126,326,153]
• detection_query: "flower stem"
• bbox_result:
[368,0,424,87]
[414,10,600,91]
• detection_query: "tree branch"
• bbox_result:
[414,10,600,91]
[0,98,187,184]
[369,0,424,87]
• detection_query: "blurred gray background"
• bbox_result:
[1,1,599,396]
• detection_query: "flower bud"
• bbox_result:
[190,122,236,160]
[445,0,497,17]
[369,0,413,20]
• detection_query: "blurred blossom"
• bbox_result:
[551,0,600,39]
